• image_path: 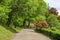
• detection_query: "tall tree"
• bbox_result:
[6,0,47,27]
[17,0,47,27]
[0,0,11,24]
[47,14,60,28]
[7,0,18,26]
[49,7,58,16]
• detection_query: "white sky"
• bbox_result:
[44,0,60,15]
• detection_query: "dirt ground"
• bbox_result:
[11,29,51,40]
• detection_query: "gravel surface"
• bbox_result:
[11,29,51,40]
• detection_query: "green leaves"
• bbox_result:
[47,14,60,28]
[18,0,47,19]
[35,15,46,22]
[0,5,11,24]
[0,0,48,26]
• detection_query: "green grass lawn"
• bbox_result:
[0,25,22,40]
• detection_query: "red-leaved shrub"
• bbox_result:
[34,21,49,28]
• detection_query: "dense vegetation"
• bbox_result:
[35,7,60,40]
[0,0,60,40]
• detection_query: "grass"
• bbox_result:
[0,25,13,40]
[0,25,22,40]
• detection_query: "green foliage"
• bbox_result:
[17,0,39,18]
[15,0,47,20]
[36,28,60,40]
[0,25,22,40]
[0,0,60,40]
[0,0,50,40]
[6,0,47,26]
[35,15,46,22]
[0,0,48,26]
[12,16,23,26]
[0,5,11,24]
[47,14,60,28]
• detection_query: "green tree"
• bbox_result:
[47,14,60,28]
[7,0,18,27]
[4,0,47,27]
[17,0,47,27]
[0,5,11,24]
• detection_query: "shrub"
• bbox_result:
[34,21,49,28]
[47,14,60,29]
[36,28,60,40]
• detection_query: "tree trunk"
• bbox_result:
[27,21,30,28]
[23,19,26,26]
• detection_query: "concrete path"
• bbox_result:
[11,29,51,40]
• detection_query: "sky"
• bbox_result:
[44,0,60,15]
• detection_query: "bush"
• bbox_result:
[47,14,60,29]
[36,28,60,40]
[34,21,49,28]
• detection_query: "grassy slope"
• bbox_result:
[0,25,22,40]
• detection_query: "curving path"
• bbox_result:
[11,29,51,40]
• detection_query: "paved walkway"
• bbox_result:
[11,29,51,40]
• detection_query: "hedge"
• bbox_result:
[36,28,60,40]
